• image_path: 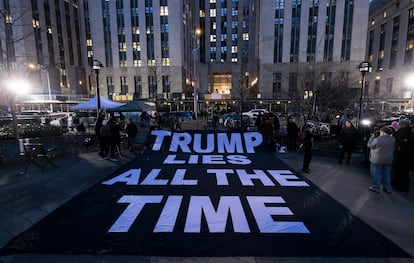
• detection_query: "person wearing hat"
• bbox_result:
[301,124,314,173]
[367,126,395,193]
[393,118,414,192]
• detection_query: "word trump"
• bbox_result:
[151,130,263,153]
[108,195,310,234]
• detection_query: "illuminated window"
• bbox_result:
[5,14,12,24]
[133,42,141,51]
[210,9,216,17]
[32,19,40,28]
[407,40,414,50]
[162,58,170,66]
[87,39,93,46]
[120,60,127,67]
[133,60,142,67]
[119,42,127,52]
[132,27,140,34]
[243,33,249,40]
[160,6,168,16]
[200,10,205,17]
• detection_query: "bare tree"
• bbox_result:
[0,6,33,139]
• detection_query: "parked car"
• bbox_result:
[170,111,193,122]
[242,109,269,119]
[222,112,250,129]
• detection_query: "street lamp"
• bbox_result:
[192,28,201,119]
[93,59,103,117]
[358,61,372,128]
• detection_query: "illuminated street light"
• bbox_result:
[93,59,104,117]
[192,28,201,119]
[358,61,372,128]
[6,78,30,96]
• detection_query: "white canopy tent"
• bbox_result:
[71,96,125,110]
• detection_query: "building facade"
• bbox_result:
[86,0,186,105]
[258,0,369,113]
[0,0,88,104]
[367,0,414,113]
[0,0,373,116]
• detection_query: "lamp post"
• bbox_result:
[358,61,371,128]
[93,59,103,117]
[192,28,201,119]
[38,65,53,112]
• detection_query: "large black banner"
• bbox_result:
[1,131,410,257]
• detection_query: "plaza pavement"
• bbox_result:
[0,133,414,263]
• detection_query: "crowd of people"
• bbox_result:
[293,114,414,193]
[87,109,413,193]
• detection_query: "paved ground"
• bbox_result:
[0,132,414,262]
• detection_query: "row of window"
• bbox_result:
[369,8,414,71]
[274,0,354,63]
[106,75,170,100]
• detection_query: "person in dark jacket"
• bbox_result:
[125,118,138,154]
[338,120,359,164]
[286,117,299,151]
[393,119,414,192]
[301,124,314,173]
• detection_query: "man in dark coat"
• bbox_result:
[286,117,299,151]
[302,124,314,173]
[125,118,138,154]
[393,119,414,192]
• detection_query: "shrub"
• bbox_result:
[0,124,66,140]
[0,125,15,140]
[20,125,66,138]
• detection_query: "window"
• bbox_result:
[272,73,282,99]
[120,76,128,95]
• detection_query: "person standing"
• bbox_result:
[213,114,219,130]
[301,124,314,173]
[125,118,138,154]
[95,115,105,157]
[367,126,395,193]
[393,119,414,192]
[338,120,359,164]
[106,117,120,161]
[286,117,299,151]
